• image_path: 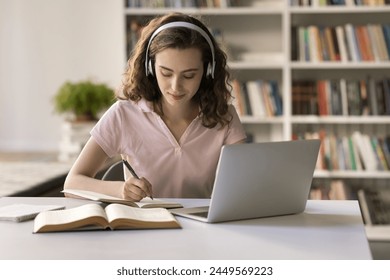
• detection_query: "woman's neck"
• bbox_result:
[160,100,199,123]
[157,100,199,142]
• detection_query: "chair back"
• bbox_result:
[102,161,124,181]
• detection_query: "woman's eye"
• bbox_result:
[161,72,172,77]
[183,74,195,79]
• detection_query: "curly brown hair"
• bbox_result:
[120,12,232,128]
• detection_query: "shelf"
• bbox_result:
[290,6,390,14]
[291,62,390,70]
[124,7,284,16]
[229,60,284,70]
[291,116,390,124]
[240,116,284,124]
[314,170,390,179]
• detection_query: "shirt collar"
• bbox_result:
[135,98,154,113]
[135,98,203,119]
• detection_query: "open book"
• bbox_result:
[62,189,183,209]
[33,203,181,233]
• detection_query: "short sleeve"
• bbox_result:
[90,102,123,158]
[224,105,247,145]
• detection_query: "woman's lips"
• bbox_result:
[169,93,185,100]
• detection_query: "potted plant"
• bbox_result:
[54,80,115,122]
[54,80,115,162]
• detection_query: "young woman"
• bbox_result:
[63,12,246,200]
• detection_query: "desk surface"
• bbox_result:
[0,197,372,260]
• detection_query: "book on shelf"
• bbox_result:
[367,76,379,115]
[318,27,330,61]
[292,23,390,62]
[352,131,378,171]
[62,189,183,209]
[308,25,322,62]
[241,83,252,116]
[381,137,390,168]
[269,80,283,115]
[126,0,236,8]
[291,0,390,6]
[383,24,390,57]
[126,19,143,59]
[292,77,390,116]
[291,26,298,61]
[295,130,390,171]
[349,135,363,170]
[317,80,329,115]
[383,78,390,115]
[303,26,311,61]
[335,25,349,62]
[246,80,266,117]
[325,26,340,61]
[231,79,282,117]
[310,180,352,200]
[358,25,375,61]
[231,79,247,116]
[375,24,390,61]
[292,80,314,115]
[33,203,181,233]
[372,137,389,170]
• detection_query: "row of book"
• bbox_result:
[231,79,283,117]
[126,19,230,60]
[126,0,238,8]
[290,0,390,6]
[310,181,390,229]
[291,24,390,62]
[310,180,354,200]
[292,77,390,116]
[295,130,390,171]
[126,19,143,60]
[310,180,390,239]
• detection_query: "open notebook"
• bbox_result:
[170,140,321,223]
[62,189,182,209]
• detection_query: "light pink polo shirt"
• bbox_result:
[91,99,246,198]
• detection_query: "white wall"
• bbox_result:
[0,0,125,151]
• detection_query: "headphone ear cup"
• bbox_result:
[147,59,154,76]
[206,62,212,78]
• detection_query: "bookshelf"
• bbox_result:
[124,0,287,142]
[124,0,390,229]
[289,2,390,203]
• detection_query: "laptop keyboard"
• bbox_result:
[192,211,209,218]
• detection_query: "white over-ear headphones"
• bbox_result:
[145,21,216,79]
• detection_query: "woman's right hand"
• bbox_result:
[121,177,153,202]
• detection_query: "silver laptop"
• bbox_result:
[170,139,321,223]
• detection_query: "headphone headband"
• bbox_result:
[145,21,216,79]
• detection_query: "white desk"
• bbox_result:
[0,197,372,260]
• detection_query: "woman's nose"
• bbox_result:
[171,76,182,92]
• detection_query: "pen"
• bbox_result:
[122,159,153,200]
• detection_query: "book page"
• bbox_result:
[33,204,108,233]
[135,197,183,209]
[62,189,137,207]
[105,204,176,223]
[63,189,182,209]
